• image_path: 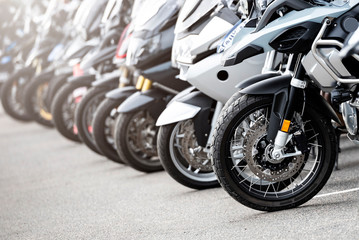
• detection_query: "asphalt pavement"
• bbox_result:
[0,105,358,240]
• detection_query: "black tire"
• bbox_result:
[222,90,243,111]
[114,111,163,172]
[211,95,337,211]
[23,75,54,127]
[92,98,125,163]
[51,81,91,142]
[158,121,219,189]
[47,75,68,113]
[0,68,34,121]
[75,86,113,155]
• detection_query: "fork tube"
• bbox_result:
[272,64,306,159]
[282,64,306,123]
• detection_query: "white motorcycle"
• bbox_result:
[156,0,282,189]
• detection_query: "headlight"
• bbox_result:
[217,19,248,53]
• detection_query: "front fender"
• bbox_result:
[167,86,196,105]
[157,91,215,126]
[80,45,117,70]
[117,88,170,120]
[240,74,292,95]
[91,70,121,88]
[105,86,137,100]
[156,91,215,147]
[156,101,201,127]
[236,72,281,89]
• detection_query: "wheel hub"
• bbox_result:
[177,121,212,171]
[130,111,157,157]
[243,118,305,182]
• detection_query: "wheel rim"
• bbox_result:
[169,120,217,182]
[225,104,323,200]
[35,82,52,121]
[125,110,160,166]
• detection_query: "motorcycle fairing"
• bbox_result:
[222,3,356,66]
[181,52,267,103]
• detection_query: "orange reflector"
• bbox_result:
[281,120,291,132]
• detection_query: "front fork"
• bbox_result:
[270,64,307,161]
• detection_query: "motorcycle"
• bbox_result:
[211,0,355,211]
[22,1,84,127]
[111,0,191,172]
[155,0,278,189]
[50,0,130,142]
[90,0,147,163]
[0,0,65,121]
[75,22,137,156]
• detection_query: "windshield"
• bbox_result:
[135,0,167,26]
[102,0,118,24]
[132,0,184,34]
[131,0,147,20]
[175,0,219,34]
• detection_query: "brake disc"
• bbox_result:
[132,111,157,157]
[243,118,305,182]
[177,120,212,171]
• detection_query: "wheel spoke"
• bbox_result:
[307,133,319,141]
[308,143,322,148]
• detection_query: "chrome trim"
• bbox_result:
[311,19,359,84]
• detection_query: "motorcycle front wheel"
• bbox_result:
[114,110,163,172]
[0,68,34,121]
[157,120,219,189]
[75,86,112,155]
[23,75,53,127]
[92,97,125,163]
[51,81,90,142]
[211,95,337,211]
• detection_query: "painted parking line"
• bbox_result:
[314,187,359,198]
